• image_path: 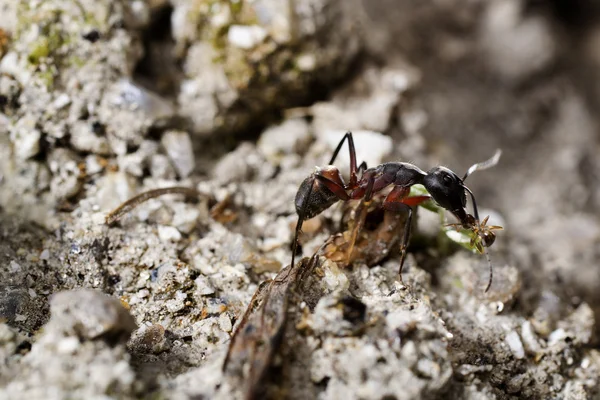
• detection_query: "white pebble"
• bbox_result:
[57,337,80,354]
[39,249,50,260]
[158,225,182,242]
[228,25,268,49]
[9,260,21,272]
[258,118,310,158]
[161,130,195,178]
[52,93,71,110]
[13,129,41,160]
[195,275,215,296]
[218,313,233,332]
[548,328,567,347]
[505,331,525,359]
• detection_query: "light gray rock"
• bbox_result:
[49,289,137,342]
[161,130,195,178]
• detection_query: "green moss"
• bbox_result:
[17,2,90,89]
[38,69,55,88]
[27,38,50,65]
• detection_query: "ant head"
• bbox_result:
[423,166,468,221]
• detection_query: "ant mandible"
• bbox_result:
[292,132,502,292]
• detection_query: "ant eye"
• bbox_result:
[442,174,452,184]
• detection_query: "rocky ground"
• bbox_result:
[1,0,600,399]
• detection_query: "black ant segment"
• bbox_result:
[291,132,502,292]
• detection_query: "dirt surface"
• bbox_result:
[1,0,600,399]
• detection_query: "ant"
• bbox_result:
[292,132,502,292]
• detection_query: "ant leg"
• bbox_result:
[357,161,368,176]
[383,188,432,286]
[345,173,376,265]
[328,132,359,188]
[383,187,411,284]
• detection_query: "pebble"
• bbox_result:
[227,25,268,49]
[110,79,174,120]
[505,331,525,359]
[218,313,232,332]
[39,249,50,260]
[12,126,41,160]
[258,118,310,159]
[57,337,80,354]
[195,275,216,296]
[49,289,137,342]
[161,130,195,178]
[9,261,21,272]
[158,225,182,242]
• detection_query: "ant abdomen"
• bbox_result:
[295,173,340,220]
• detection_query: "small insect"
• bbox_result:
[292,132,502,291]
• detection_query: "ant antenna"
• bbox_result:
[291,220,303,269]
[462,149,502,181]
[484,247,493,293]
[463,185,480,222]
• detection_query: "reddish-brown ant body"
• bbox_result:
[292,132,502,291]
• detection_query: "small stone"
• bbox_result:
[320,259,350,293]
[130,324,167,353]
[47,148,83,200]
[97,172,136,212]
[57,337,80,354]
[70,121,112,155]
[9,261,21,272]
[12,127,40,160]
[39,249,50,260]
[228,25,268,49]
[258,118,310,159]
[161,130,195,178]
[165,291,187,313]
[296,53,316,71]
[149,154,176,180]
[416,359,440,379]
[505,331,525,359]
[158,225,182,242]
[195,275,215,296]
[218,313,232,332]
[85,155,105,176]
[109,79,174,120]
[521,321,542,355]
[548,328,567,347]
[49,289,137,342]
[52,93,71,110]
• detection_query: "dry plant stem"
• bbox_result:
[484,250,493,293]
[105,187,199,224]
